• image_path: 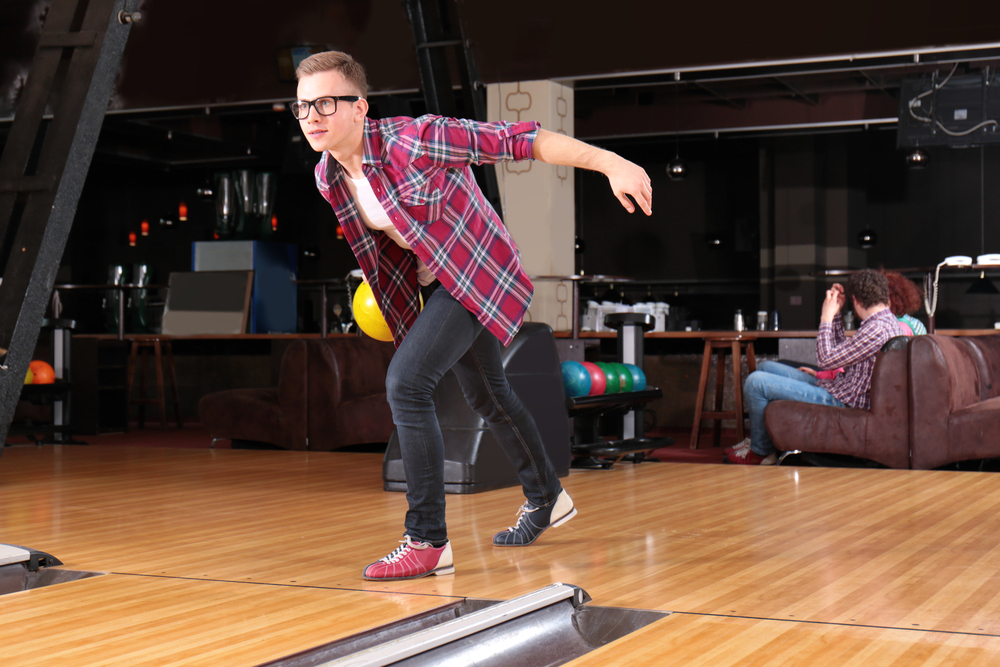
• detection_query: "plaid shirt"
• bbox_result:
[314,115,540,347]
[816,308,903,409]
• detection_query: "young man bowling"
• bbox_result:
[295,51,652,580]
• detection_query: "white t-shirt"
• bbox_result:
[345,177,435,286]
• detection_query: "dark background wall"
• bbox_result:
[4,0,1000,333]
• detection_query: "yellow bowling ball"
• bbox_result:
[352,281,393,342]
[24,367,33,384]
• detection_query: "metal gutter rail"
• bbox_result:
[322,583,589,667]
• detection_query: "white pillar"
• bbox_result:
[487,81,575,332]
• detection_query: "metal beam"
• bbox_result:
[693,82,747,109]
[0,0,139,450]
[773,76,820,105]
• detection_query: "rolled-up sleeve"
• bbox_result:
[398,115,540,167]
[816,314,883,370]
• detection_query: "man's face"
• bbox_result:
[295,70,364,154]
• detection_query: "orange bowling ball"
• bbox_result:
[352,281,393,342]
[29,360,55,384]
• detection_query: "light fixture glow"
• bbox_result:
[906,149,929,169]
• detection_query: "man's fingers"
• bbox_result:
[618,193,636,213]
[618,187,652,215]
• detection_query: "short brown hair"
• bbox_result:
[847,269,890,309]
[295,51,368,98]
[881,270,923,316]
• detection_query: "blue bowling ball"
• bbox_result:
[623,363,647,391]
[560,361,591,398]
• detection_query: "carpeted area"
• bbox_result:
[645,428,733,464]
[5,424,228,449]
[6,425,734,465]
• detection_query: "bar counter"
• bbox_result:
[553,329,1000,339]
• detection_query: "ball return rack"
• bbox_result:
[568,313,672,469]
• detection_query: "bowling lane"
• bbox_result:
[0,574,451,667]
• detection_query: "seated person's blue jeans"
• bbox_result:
[744,360,846,456]
[384,284,562,545]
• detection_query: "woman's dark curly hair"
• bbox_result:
[880,270,924,316]
[846,269,890,309]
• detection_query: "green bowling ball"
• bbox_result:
[611,363,633,393]
[595,362,619,394]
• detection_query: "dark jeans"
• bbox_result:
[385,284,562,544]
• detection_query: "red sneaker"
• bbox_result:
[725,447,777,465]
[723,438,752,458]
[362,535,455,581]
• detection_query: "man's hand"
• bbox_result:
[798,366,818,377]
[607,157,652,215]
[820,283,846,323]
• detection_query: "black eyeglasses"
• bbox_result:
[289,96,361,119]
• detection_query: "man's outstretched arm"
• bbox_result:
[532,129,652,215]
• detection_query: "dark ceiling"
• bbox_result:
[4,0,1000,169]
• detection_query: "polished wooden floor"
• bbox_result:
[2,443,1000,665]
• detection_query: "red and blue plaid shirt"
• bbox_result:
[314,115,540,347]
[816,308,903,409]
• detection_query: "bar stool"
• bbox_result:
[126,336,183,429]
[689,334,757,449]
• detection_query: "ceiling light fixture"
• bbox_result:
[667,79,687,181]
[906,148,929,168]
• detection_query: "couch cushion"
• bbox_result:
[199,388,307,450]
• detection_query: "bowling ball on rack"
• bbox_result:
[29,360,55,384]
[24,368,33,384]
[560,361,591,398]
[595,362,619,394]
[610,363,633,393]
[581,361,606,395]
[352,281,394,342]
[623,363,646,391]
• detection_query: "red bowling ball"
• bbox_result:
[581,361,606,395]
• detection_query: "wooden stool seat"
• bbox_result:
[127,336,182,429]
[690,334,757,449]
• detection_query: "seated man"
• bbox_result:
[725,268,903,465]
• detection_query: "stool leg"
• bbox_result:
[744,342,756,434]
[164,341,183,429]
[689,339,712,449]
[712,348,726,447]
[138,346,148,428]
[126,341,138,426]
[732,341,745,442]
[154,341,167,430]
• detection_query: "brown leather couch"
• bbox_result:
[199,336,396,451]
[766,333,1000,469]
[909,334,1000,469]
[764,336,911,469]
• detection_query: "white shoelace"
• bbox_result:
[504,502,539,532]
[380,535,428,563]
[731,439,752,454]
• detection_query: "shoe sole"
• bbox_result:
[493,506,578,548]
[362,564,455,581]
